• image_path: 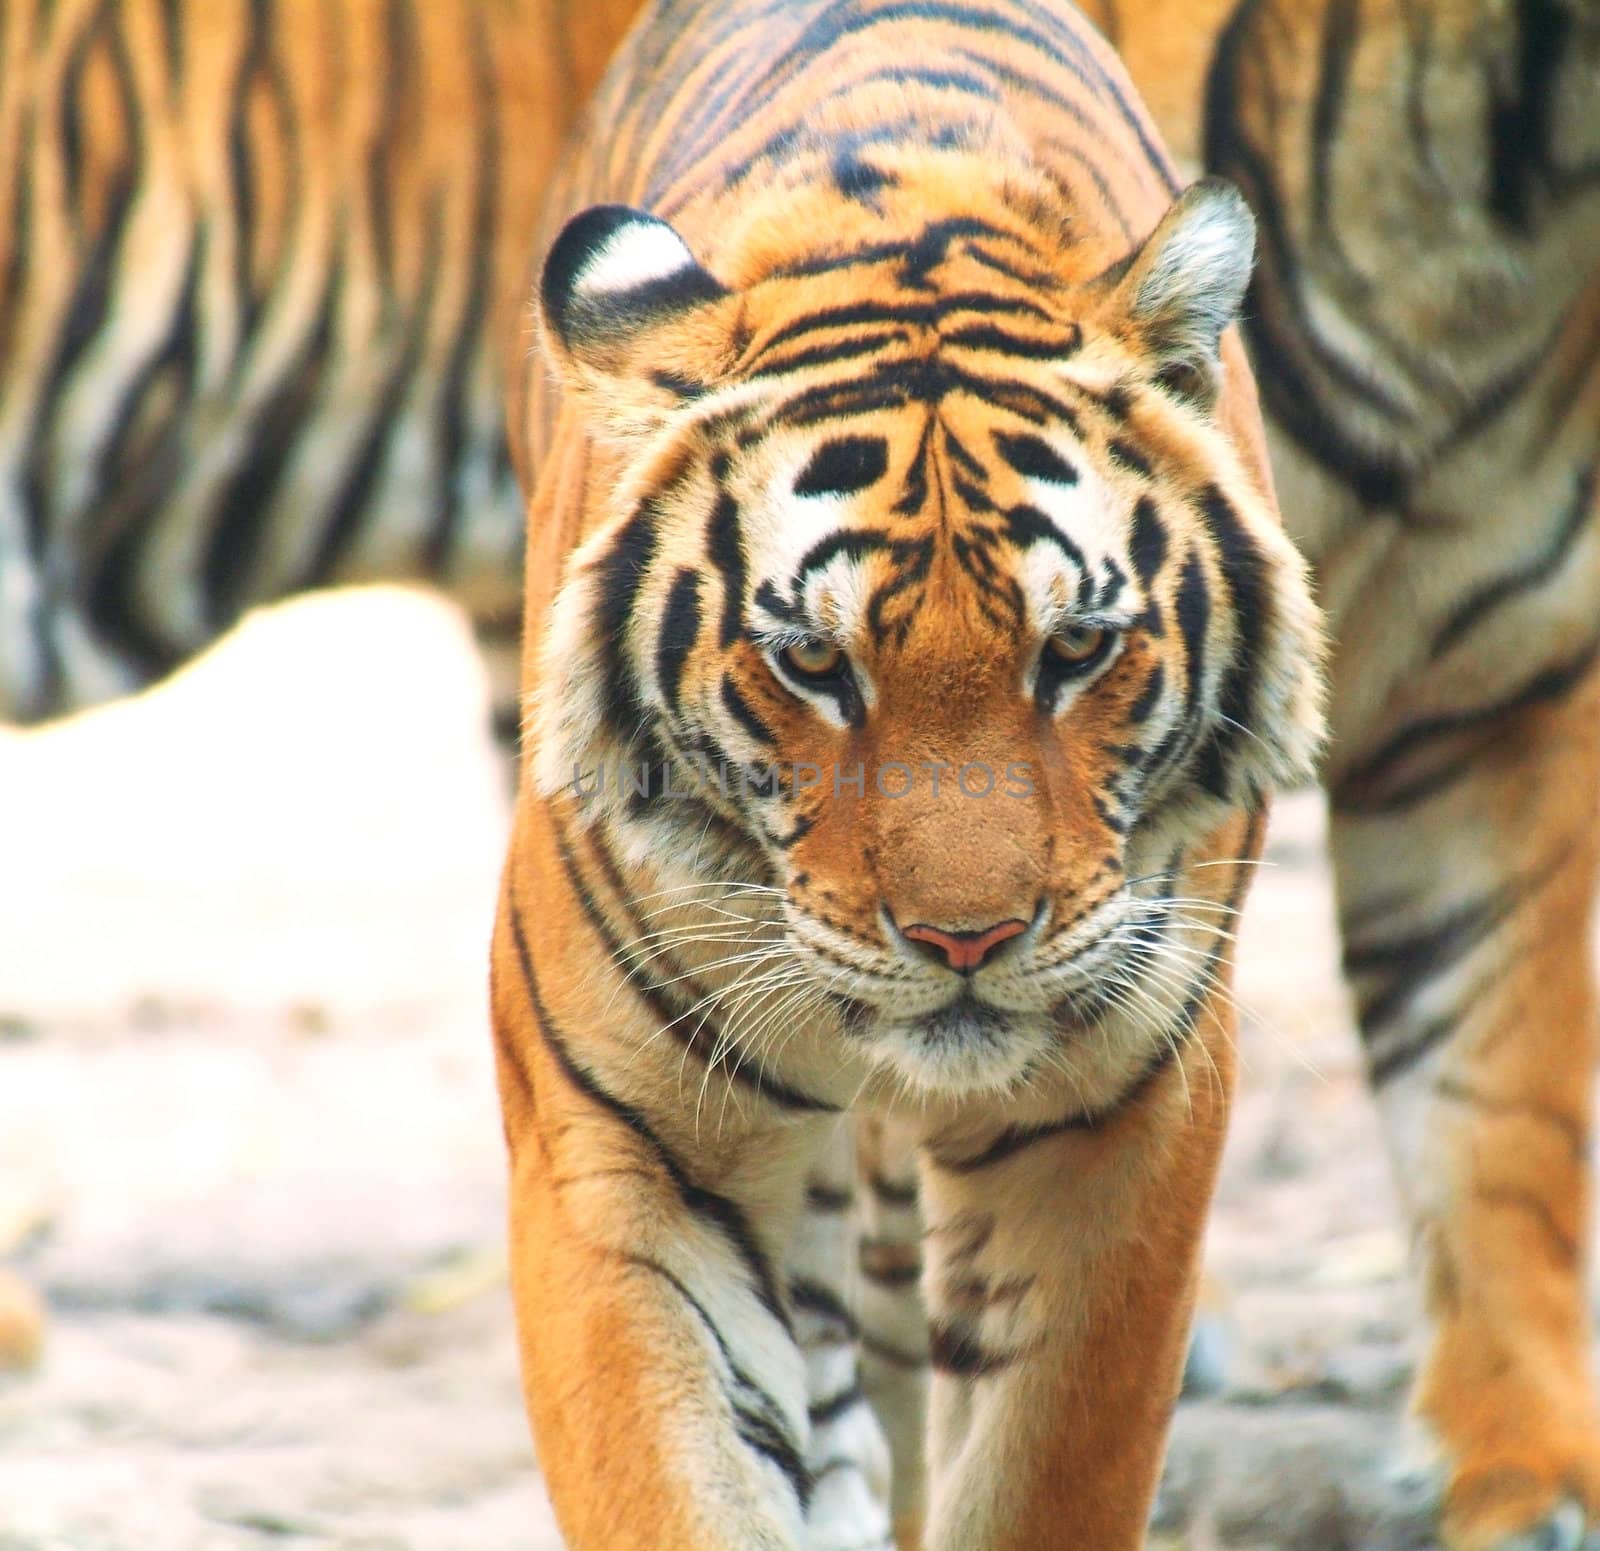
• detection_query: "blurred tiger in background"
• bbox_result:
[0,0,636,746]
[0,0,637,1365]
[1092,2,1600,1545]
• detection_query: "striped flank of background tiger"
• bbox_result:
[0,0,642,738]
[1194,7,1600,1548]
[493,0,1322,1547]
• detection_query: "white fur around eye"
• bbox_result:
[575,221,699,296]
[742,453,879,649]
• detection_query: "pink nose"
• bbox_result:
[901,918,1028,973]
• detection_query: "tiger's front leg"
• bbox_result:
[492,855,850,1551]
[916,995,1237,1550]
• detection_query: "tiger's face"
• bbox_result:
[534,177,1324,1097]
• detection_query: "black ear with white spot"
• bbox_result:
[539,206,735,426]
[1114,178,1255,407]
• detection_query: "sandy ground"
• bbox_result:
[0,586,1543,1548]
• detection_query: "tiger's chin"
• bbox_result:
[841,972,1169,1101]
[858,993,1059,1098]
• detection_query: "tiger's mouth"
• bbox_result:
[777,876,1205,1095]
[800,892,1184,1097]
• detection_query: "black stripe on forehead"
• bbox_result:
[1095,555,1129,610]
[795,528,885,592]
[865,535,935,646]
[754,332,910,379]
[993,431,1078,486]
[768,355,1084,431]
[794,435,889,497]
[754,292,1057,361]
[750,526,909,627]
[1003,503,1090,600]
[941,321,1081,359]
[951,526,1028,632]
[752,525,938,641]
[943,426,987,481]
[894,418,935,514]
[790,527,906,592]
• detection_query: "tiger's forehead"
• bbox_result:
[683,220,1186,656]
[734,241,1085,396]
[725,402,1143,654]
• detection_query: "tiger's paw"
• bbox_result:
[0,1268,44,1370]
[1400,1407,1600,1551]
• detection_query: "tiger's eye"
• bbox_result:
[1047,625,1110,666]
[783,639,846,678]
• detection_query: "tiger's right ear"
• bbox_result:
[539,205,740,438]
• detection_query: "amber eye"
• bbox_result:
[1047,624,1111,668]
[782,638,846,679]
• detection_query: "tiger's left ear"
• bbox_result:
[539,205,742,438]
[1105,178,1255,409]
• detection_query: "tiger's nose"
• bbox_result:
[900,918,1028,974]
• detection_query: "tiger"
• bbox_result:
[0,0,637,747]
[489,0,1326,1546]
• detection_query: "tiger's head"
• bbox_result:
[532,172,1325,1097]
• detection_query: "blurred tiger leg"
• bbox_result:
[853,1114,929,1551]
[1332,664,1600,1550]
